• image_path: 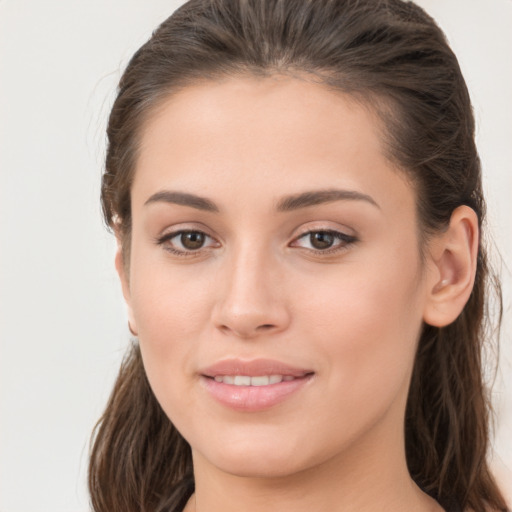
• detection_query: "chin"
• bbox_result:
[189,427,334,480]
[205,450,309,479]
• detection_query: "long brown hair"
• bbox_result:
[89,1,508,511]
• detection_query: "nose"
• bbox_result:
[211,246,290,339]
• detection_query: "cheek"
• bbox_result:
[129,258,215,396]
[300,250,425,417]
[131,247,213,337]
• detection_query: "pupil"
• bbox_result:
[181,232,205,250]
[311,231,334,249]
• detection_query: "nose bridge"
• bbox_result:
[213,239,288,338]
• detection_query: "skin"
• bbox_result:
[116,75,478,512]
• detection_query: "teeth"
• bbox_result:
[234,375,251,386]
[249,375,269,386]
[213,374,290,386]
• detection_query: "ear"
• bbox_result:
[423,205,479,327]
[114,237,138,336]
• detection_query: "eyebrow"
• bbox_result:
[144,191,219,212]
[143,188,379,213]
[276,189,380,211]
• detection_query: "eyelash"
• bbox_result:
[292,230,357,254]
[156,229,357,257]
[156,230,219,257]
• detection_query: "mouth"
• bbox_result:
[199,359,314,411]
[211,374,300,386]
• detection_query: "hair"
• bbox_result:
[89,1,508,511]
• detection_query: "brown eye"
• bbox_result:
[157,229,218,255]
[291,229,357,253]
[180,231,205,250]
[309,231,334,249]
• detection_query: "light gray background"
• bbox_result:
[1,1,511,510]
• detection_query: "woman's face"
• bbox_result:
[121,76,434,478]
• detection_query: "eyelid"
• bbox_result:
[155,221,219,243]
[158,229,216,244]
[292,230,356,246]
[291,221,357,242]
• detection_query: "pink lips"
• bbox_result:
[199,358,314,411]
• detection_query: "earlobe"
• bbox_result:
[115,244,138,336]
[423,205,479,327]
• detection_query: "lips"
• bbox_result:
[200,358,313,379]
[199,358,314,411]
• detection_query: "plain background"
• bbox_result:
[0,1,511,510]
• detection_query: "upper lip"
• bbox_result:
[200,358,313,378]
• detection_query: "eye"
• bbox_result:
[157,230,219,255]
[291,230,357,253]
[177,231,207,250]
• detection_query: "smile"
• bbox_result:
[199,359,314,411]
[212,375,297,386]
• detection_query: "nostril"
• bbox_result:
[257,324,276,331]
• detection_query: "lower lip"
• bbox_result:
[200,375,313,411]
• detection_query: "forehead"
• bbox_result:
[133,75,414,217]
[139,74,383,163]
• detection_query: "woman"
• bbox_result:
[88,1,509,511]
